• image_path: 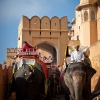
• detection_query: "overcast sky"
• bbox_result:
[0,0,80,64]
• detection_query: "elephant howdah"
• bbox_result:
[61,62,96,100]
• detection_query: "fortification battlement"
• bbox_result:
[19,16,69,31]
[7,48,18,53]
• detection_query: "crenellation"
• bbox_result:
[7,48,18,53]
[22,16,68,31]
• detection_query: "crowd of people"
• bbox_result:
[38,52,53,63]
[13,41,91,72]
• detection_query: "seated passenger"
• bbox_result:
[12,41,34,59]
[43,56,48,63]
[47,56,53,63]
[71,45,84,63]
[58,65,62,72]
[22,41,33,52]
[38,52,43,61]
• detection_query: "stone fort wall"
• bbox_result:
[18,16,68,48]
[89,40,100,92]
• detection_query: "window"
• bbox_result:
[69,36,71,40]
[29,31,31,35]
[91,11,95,21]
[84,11,88,21]
[79,26,80,30]
[77,35,79,40]
[71,30,74,36]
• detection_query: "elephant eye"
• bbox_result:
[80,73,86,78]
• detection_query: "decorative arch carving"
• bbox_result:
[84,11,88,21]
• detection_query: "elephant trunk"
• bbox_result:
[73,75,85,100]
[74,83,83,100]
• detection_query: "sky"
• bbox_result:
[0,0,80,64]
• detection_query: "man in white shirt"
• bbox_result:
[71,45,84,63]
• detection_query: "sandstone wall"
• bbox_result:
[89,40,100,92]
[0,64,10,100]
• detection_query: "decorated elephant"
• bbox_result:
[48,69,61,98]
[8,58,46,100]
[61,62,96,100]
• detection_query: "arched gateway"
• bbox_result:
[17,16,68,66]
[36,41,57,63]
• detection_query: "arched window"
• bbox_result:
[77,35,79,40]
[84,11,88,21]
[91,11,95,20]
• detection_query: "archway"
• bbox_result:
[36,41,58,64]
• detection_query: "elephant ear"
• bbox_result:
[86,66,96,81]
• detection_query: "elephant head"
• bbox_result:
[64,62,96,100]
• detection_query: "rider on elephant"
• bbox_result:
[22,41,34,51]
[21,41,37,56]
[71,44,84,63]
[71,45,92,67]
[12,41,34,59]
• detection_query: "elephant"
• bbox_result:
[61,62,96,100]
[48,69,61,98]
[8,59,46,100]
[45,68,61,100]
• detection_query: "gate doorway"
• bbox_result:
[36,41,57,64]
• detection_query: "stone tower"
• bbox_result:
[6,48,17,66]
[76,0,97,46]
[18,16,68,66]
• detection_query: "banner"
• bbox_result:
[65,46,75,57]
